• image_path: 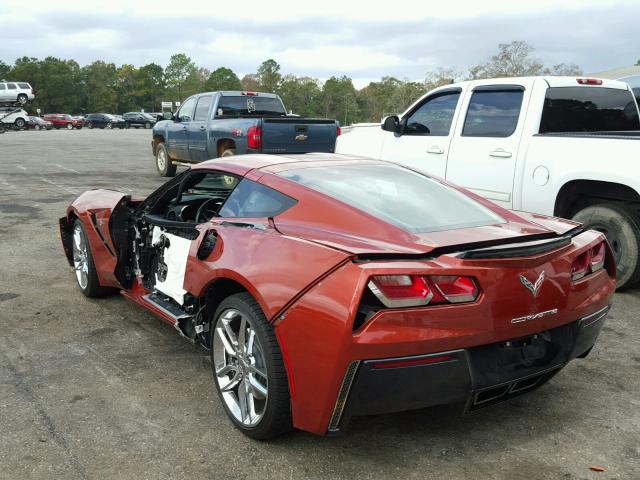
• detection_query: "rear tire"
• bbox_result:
[221,149,235,157]
[210,293,292,440]
[155,142,177,177]
[17,94,27,105]
[572,203,640,289]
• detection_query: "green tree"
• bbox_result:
[116,64,140,112]
[321,75,359,125]
[82,60,118,112]
[278,75,323,116]
[164,53,197,101]
[0,60,10,79]
[257,59,282,92]
[138,63,165,112]
[469,41,544,79]
[204,67,242,91]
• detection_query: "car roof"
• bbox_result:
[191,153,386,176]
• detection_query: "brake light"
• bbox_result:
[368,274,478,308]
[571,241,607,281]
[242,91,258,96]
[247,125,262,150]
[337,126,341,137]
[431,275,479,303]
[576,78,603,86]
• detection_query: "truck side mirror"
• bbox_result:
[163,112,173,120]
[382,115,402,135]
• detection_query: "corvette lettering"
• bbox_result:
[511,308,558,324]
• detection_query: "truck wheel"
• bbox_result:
[15,118,25,128]
[156,143,177,177]
[572,203,640,289]
[221,149,235,157]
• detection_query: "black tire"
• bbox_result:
[106,122,112,129]
[572,203,640,289]
[221,148,235,157]
[210,293,292,439]
[125,123,130,129]
[72,220,115,297]
[155,142,177,177]
[86,122,93,129]
[17,94,27,105]
[15,118,25,128]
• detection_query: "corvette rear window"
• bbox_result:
[279,164,505,233]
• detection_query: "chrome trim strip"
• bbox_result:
[328,360,360,432]
[580,305,610,328]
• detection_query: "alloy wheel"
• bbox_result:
[213,308,269,427]
[156,148,166,171]
[72,224,89,289]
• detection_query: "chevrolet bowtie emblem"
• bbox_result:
[520,271,545,297]
[295,134,308,141]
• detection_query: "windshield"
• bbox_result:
[216,95,286,117]
[279,163,506,233]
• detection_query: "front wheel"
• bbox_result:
[71,220,114,297]
[17,94,27,105]
[144,122,151,129]
[106,122,112,129]
[66,123,73,130]
[15,118,25,128]
[87,122,93,129]
[211,293,292,439]
[155,142,177,177]
[572,203,640,289]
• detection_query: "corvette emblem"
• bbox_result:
[519,271,545,297]
[295,134,308,141]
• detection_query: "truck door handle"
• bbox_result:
[489,149,512,158]
[182,126,187,131]
[199,126,206,131]
[426,146,444,154]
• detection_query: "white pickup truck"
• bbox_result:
[336,76,640,289]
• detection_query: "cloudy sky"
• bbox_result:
[1,0,638,87]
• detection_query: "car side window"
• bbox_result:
[0,84,5,90]
[403,91,461,136]
[193,96,212,122]
[18,83,29,89]
[462,89,524,137]
[219,179,297,218]
[177,97,197,122]
[7,83,16,90]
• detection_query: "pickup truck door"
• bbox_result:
[379,88,463,178]
[188,95,213,162]
[167,96,197,161]
[445,81,533,209]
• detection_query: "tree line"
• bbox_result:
[0,41,581,124]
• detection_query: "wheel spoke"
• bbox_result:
[238,378,249,423]
[248,374,267,399]
[216,364,237,377]
[237,316,247,352]
[246,329,255,355]
[215,327,237,357]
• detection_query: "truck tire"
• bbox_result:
[572,203,640,289]
[221,149,235,157]
[15,118,25,129]
[156,142,177,177]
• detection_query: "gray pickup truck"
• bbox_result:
[151,91,340,176]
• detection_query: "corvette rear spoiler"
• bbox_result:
[353,227,582,263]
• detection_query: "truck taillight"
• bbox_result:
[368,274,479,308]
[337,126,341,137]
[247,125,262,150]
[576,78,603,86]
[571,241,607,281]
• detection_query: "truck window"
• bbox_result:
[7,83,16,90]
[17,83,30,89]
[177,97,197,122]
[216,96,286,117]
[0,84,5,90]
[462,90,524,137]
[403,91,460,136]
[193,95,212,121]
[540,87,640,133]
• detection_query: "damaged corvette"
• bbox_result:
[59,153,615,439]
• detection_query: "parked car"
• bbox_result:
[28,116,53,130]
[60,153,614,439]
[0,107,30,128]
[111,114,127,129]
[43,114,83,130]
[85,113,123,129]
[337,76,640,289]
[151,91,340,177]
[123,112,156,129]
[0,81,35,105]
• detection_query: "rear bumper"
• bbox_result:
[330,305,609,433]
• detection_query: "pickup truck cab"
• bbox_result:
[151,91,339,177]
[336,76,640,288]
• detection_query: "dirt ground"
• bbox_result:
[0,128,638,479]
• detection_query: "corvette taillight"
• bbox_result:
[571,241,607,281]
[368,274,478,308]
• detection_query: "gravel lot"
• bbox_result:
[0,129,638,480]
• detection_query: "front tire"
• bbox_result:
[572,203,640,289]
[211,293,292,439]
[155,142,177,177]
[72,220,113,297]
[15,118,25,128]
[66,123,73,130]
[144,122,151,129]
[17,94,27,105]
[87,122,93,129]
[106,122,112,129]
